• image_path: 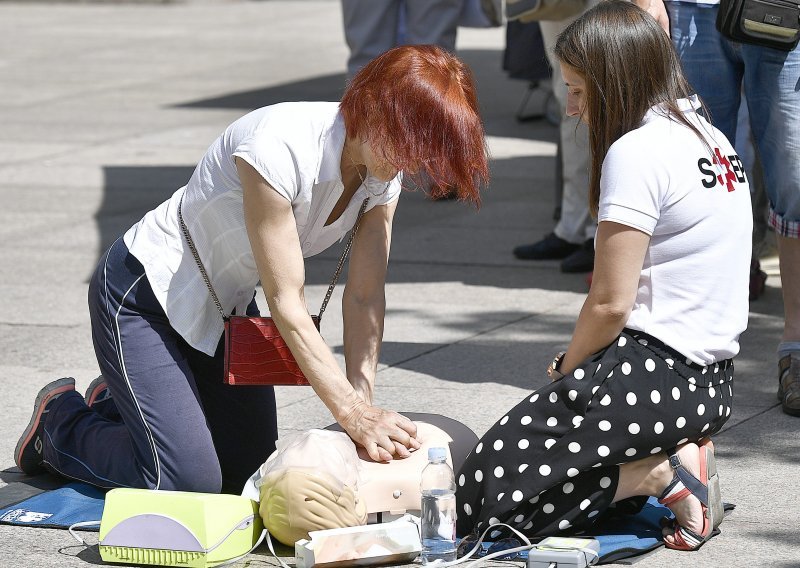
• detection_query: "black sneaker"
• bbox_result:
[513,233,580,260]
[15,377,75,475]
[84,375,110,407]
[561,239,595,273]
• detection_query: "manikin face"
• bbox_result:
[560,63,588,125]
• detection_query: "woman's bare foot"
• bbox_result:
[616,440,717,549]
[660,442,707,546]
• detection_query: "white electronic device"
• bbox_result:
[527,537,600,568]
[295,517,421,568]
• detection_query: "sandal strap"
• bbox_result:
[659,483,691,506]
[658,476,687,504]
[665,447,709,506]
[670,524,706,550]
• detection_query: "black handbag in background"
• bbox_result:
[717,0,800,51]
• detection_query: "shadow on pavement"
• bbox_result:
[171,49,551,140]
[175,72,348,111]
[63,544,103,565]
[94,46,558,280]
[95,166,196,267]
[94,152,568,291]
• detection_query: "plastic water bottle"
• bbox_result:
[420,447,457,564]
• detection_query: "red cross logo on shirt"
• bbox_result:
[713,148,737,192]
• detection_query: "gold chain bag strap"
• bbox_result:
[179,194,370,385]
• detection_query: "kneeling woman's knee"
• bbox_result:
[156,445,223,493]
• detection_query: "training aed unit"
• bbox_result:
[98,488,263,568]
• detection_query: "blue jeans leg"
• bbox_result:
[741,45,800,233]
[667,0,800,234]
[666,2,743,142]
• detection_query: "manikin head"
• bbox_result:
[256,422,456,545]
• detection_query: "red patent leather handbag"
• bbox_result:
[179,196,369,386]
[223,315,320,386]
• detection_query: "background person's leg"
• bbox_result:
[665,2,742,141]
[341,0,399,80]
[543,58,593,251]
[403,0,463,51]
[543,14,595,272]
[775,238,800,415]
[668,3,773,310]
[514,12,595,272]
[742,43,800,415]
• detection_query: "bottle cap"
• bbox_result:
[428,447,447,462]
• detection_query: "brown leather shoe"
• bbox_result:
[749,258,767,301]
[778,354,800,417]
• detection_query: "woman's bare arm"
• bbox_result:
[237,158,417,461]
[559,221,650,375]
[342,200,396,405]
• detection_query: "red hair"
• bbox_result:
[340,45,489,205]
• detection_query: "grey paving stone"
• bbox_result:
[0,1,793,567]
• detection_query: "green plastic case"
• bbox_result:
[98,488,263,568]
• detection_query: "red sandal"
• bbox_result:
[657,439,723,551]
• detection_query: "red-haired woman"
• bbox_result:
[15,45,489,494]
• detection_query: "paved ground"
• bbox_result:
[0,1,797,567]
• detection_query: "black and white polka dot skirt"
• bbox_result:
[455,328,734,538]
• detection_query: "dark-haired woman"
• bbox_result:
[457,0,750,551]
[15,45,489,494]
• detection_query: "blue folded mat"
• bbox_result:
[0,482,105,531]
[467,497,666,564]
[589,497,667,563]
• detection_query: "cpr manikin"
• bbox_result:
[243,413,477,546]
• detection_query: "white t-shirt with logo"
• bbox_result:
[598,96,751,365]
[124,102,401,355]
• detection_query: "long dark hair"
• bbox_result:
[554,0,709,217]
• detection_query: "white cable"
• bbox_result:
[423,522,534,567]
[265,530,293,568]
[423,523,601,568]
[205,515,260,553]
[67,520,101,545]
[464,542,538,568]
[214,528,268,568]
[461,540,600,568]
